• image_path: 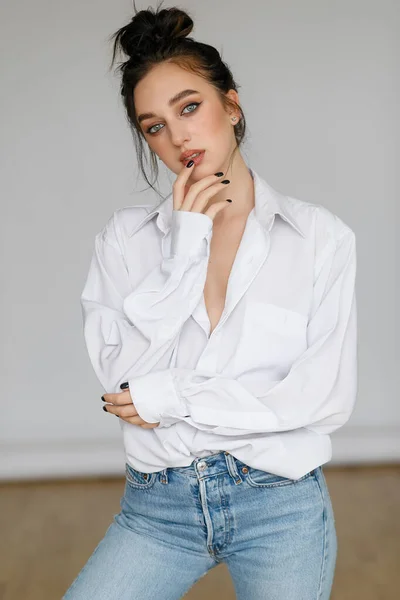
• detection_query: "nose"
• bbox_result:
[169,122,190,148]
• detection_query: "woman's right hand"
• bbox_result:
[173,161,232,221]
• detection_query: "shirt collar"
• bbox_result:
[131,167,306,238]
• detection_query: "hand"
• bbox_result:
[102,388,160,429]
[175,160,232,220]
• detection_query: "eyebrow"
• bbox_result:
[137,89,200,124]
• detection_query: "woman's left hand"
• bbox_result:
[102,388,160,429]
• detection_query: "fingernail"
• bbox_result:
[221,179,230,184]
[214,172,223,177]
[101,395,105,402]
[226,199,232,203]
[186,160,194,168]
[102,406,108,412]
[120,382,129,389]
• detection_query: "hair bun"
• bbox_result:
[119,6,194,59]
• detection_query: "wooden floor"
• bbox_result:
[0,464,399,599]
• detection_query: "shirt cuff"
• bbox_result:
[170,210,213,258]
[128,370,189,428]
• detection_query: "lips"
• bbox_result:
[180,149,205,163]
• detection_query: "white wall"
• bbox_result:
[1,0,398,480]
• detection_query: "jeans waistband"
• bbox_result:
[158,451,245,485]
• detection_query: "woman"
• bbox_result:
[63,3,357,599]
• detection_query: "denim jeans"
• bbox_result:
[63,451,337,599]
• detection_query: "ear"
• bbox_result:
[225,89,241,118]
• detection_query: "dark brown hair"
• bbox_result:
[108,1,247,198]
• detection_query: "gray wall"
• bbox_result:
[1,0,398,479]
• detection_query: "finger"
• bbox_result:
[102,390,133,405]
[121,414,157,427]
[103,402,138,418]
[186,181,231,215]
[103,403,159,427]
[173,161,196,210]
[180,175,229,213]
[204,199,233,221]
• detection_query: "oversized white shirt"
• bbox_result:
[80,167,357,479]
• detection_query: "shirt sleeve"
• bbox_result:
[129,228,358,434]
[80,209,213,398]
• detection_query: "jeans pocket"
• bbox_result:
[125,462,157,490]
[245,466,316,488]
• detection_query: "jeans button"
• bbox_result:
[197,461,207,471]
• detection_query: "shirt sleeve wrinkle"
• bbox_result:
[128,228,358,434]
[80,208,212,399]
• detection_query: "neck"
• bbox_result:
[210,152,255,225]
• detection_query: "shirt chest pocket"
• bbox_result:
[250,302,307,334]
[234,301,308,372]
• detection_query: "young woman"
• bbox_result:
[63,3,357,599]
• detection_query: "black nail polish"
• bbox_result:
[101,395,105,402]
[186,160,194,168]
[120,382,129,389]
[221,179,230,184]
[214,172,223,177]
[226,199,232,203]
[102,405,108,412]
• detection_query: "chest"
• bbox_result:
[203,218,248,335]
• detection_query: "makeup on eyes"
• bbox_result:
[145,101,202,135]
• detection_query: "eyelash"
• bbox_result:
[146,102,201,135]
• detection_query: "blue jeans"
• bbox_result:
[63,451,337,599]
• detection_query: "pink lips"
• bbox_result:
[182,150,205,166]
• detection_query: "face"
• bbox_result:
[134,61,240,181]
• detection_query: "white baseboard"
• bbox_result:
[1,426,399,481]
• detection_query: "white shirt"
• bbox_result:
[80,167,357,480]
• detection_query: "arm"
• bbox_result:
[80,209,213,395]
[130,228,358,435]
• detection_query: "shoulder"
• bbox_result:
[284,194,356,247]
[97,204,156,253]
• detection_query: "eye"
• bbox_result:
[146,102,201,135]
[182,102,200,114]
[147,123,163,135]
